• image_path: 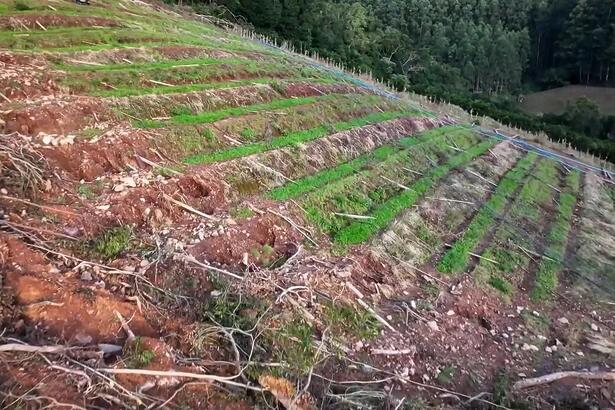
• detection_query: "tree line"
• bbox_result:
[172,0,615,161]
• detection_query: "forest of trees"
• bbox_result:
[175,0,615,160]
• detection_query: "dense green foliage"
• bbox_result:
[174,0,615,160]
[181,0,615,90]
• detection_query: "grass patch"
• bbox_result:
[184,110,414,165]
[488,274,513,295]
[437,153,537,274]
[125,337,155,368]
[268,125,463,201]
[137,95,333,128]
[436,364,456,385]
[531,171,580,301]
[273,318,315,374]
[92,226,132,260]
[334,138,495,245]
[77,183,95,199]
[230,206,254,219]
[323,302,381,340]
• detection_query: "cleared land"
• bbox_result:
[521,85,615,115]
[0,1,613,409]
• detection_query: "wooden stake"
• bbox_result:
[467,169,497,187]
[147,79,175,87]
[333,213,375,220]
[381,175,411,190]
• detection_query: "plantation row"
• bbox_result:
[268,126,584,301]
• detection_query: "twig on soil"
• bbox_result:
[182,254,244,280]
[0,195,79,216]
[0,91,11,103]
[346,282,397,333]
[380,175,411,190]
[390,255,450,287]
[0,343,72,354]
[467,169,497,187]
[371,348,415,356]
[97,368,264,391]
[267,208,318,247]
[401,167,423,176]
[513,371,615,390]
[35,21,47,31]
[147,79,175,87]
[245,159,296,184]
[444,243,499,264]
[163,193,219,221]
[114,310,136,343]
[0,220,79,241]
[136,155,183,175]
[425,196,475,205]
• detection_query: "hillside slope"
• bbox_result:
[0,1,614,409]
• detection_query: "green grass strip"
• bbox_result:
[56,56,247,72]
[136,93,337,128]
[334,137,496,245]
[268,125,463,201]
[437,152,538,274]
[102,77,335,99]
[531,171,581,301]
[184,111,413,165]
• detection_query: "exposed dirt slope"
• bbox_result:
[0,1,613,409]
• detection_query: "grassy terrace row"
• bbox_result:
[0,25,268,54]
[473,159,561,296]
[55,56,248,72]
[334,137,496,245]
[62,61,319,96]
[268,126,461,201]
[184,111,414,165]
[531,171,581,301]
[303,132,474,236]
[136,93,343,128]
[437,152,539,274]
[103,76,333,98]
[160,94,397,157]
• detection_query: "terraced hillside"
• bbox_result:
[0,1,614,409]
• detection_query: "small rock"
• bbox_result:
[354,341,364,350]
[576,351,584,356]
[426,321,439,332]
[518,373,527,378]
[386,315,393,321]
[558,317,569,325]
[550,345,558,352]
[516,306,524,314]
[446,309,455,316]
[226,218,237,226]
[0,188,7,195]
[210,290,223,297]
[48,266,60,274]
[545,346,552,353]
[522,343,539,352]
[532,310,540,317]
[590,323,599,332]
[80,271,93,281]
[120,176,136,188]
[113,184,126,192]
